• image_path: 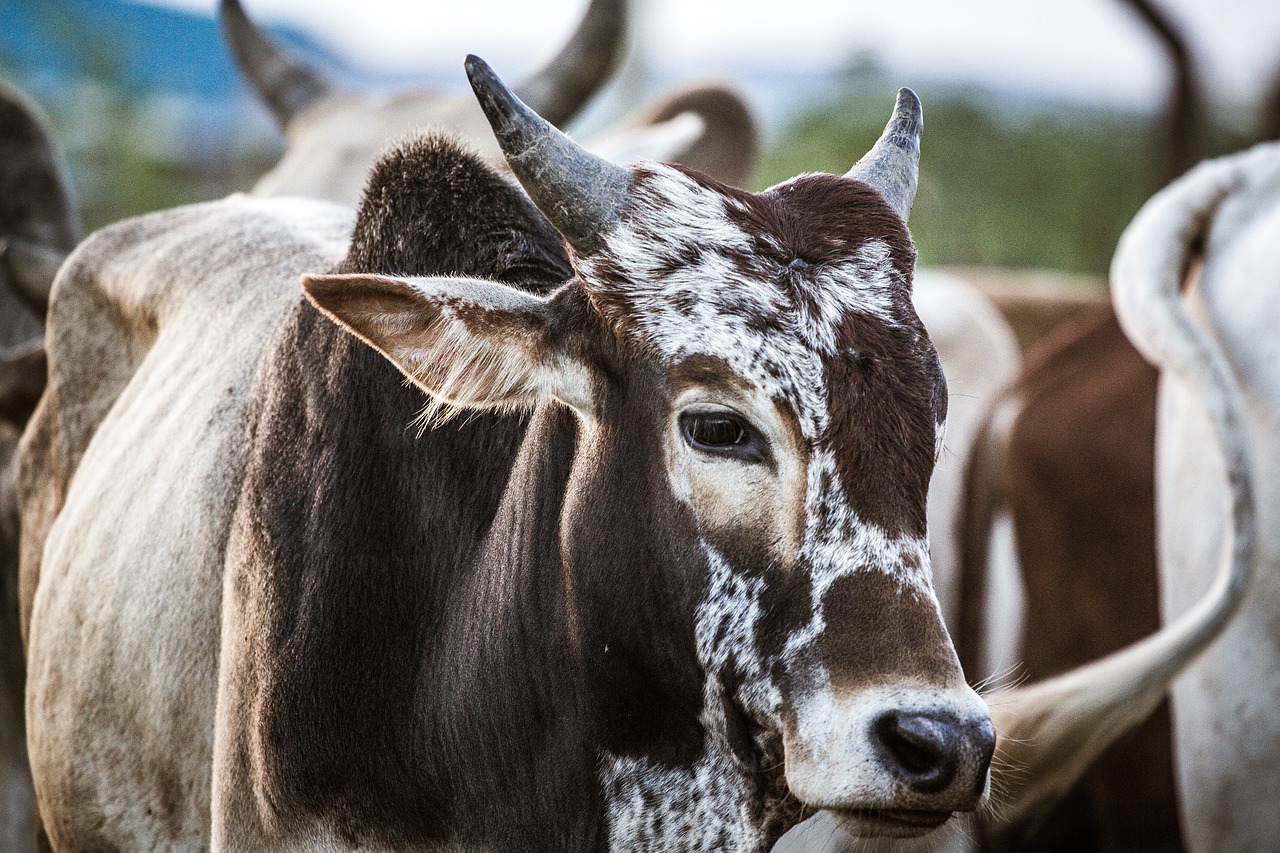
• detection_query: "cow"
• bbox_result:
[956,309,1171,853]
[0,81,80,853]
[0,83,79,345]
[20,56,996,850]
[222,0,623,201]
[0,81,81,428]
[222,0,760,197]
[1112,140,1280,853]
[222,4,1033,717]
[957,143,1279,853]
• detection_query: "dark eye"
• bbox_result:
[680,411,767,463]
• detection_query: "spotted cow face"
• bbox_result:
[573,165,991,845]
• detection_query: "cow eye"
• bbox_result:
[680,411,767,463]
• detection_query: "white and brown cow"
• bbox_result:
[222,5,1030,725]
[22,58,995,850]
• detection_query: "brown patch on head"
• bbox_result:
[819,570,958,690]
[721,172,941,537]
[668,353,750,397]
[822,312,944,537]
[718,170,916,279]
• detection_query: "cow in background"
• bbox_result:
[957,309,1171,853]
[0,84,79,351]
[222,0,760,197]
[1114,141,1280,853]
[0,81,80,853]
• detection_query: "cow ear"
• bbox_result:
[303,273,594,421]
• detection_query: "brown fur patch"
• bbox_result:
[820,571,957,689]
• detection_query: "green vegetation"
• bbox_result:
[40,88,277,233]
[755,88,1171,276]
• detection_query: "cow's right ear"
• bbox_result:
[303,273,594,421]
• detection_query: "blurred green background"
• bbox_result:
[3,0,1276,278]
[756,67,1252,275]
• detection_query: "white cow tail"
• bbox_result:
[977,146,1264,840]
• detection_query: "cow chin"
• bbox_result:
[826,806,954,839]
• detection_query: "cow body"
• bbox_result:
[1124,142,1280,851]
[22,195,352,848]
[957,312,1177,852]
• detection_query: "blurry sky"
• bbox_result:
[140,0,1280,121]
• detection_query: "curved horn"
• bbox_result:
[466,55,631,256]
[512,0,628,129]
[980,147,1262,840]
[1,238,67,314]
[219,0,332,129]
[847,88,922,222]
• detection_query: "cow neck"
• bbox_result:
[426,363,711,845]
[426,401,611,844]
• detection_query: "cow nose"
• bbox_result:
[872,711,995,794]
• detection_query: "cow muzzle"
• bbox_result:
[782,687,995,838]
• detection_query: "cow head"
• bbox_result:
[221,0,626,202]
[304,58,992,846]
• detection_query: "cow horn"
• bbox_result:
[219,0,332,129]
[467,55,631,256]
[1,238,67,314]
[512,0,627,129]
[847,88,922,222]
[981,149,1260,839]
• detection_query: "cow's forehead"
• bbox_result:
[575,164,938,440]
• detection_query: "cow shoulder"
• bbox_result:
[17,196,352,633]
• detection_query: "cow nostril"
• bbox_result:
[872,711,962,794]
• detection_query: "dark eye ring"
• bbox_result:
[679,411,767,463]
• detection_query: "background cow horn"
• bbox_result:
[512,0,627,129]
[219,0,332,129]
[846,88,922,222]
[980,148,1259,839]
[467,55,631,256]
[1,238,67,314]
